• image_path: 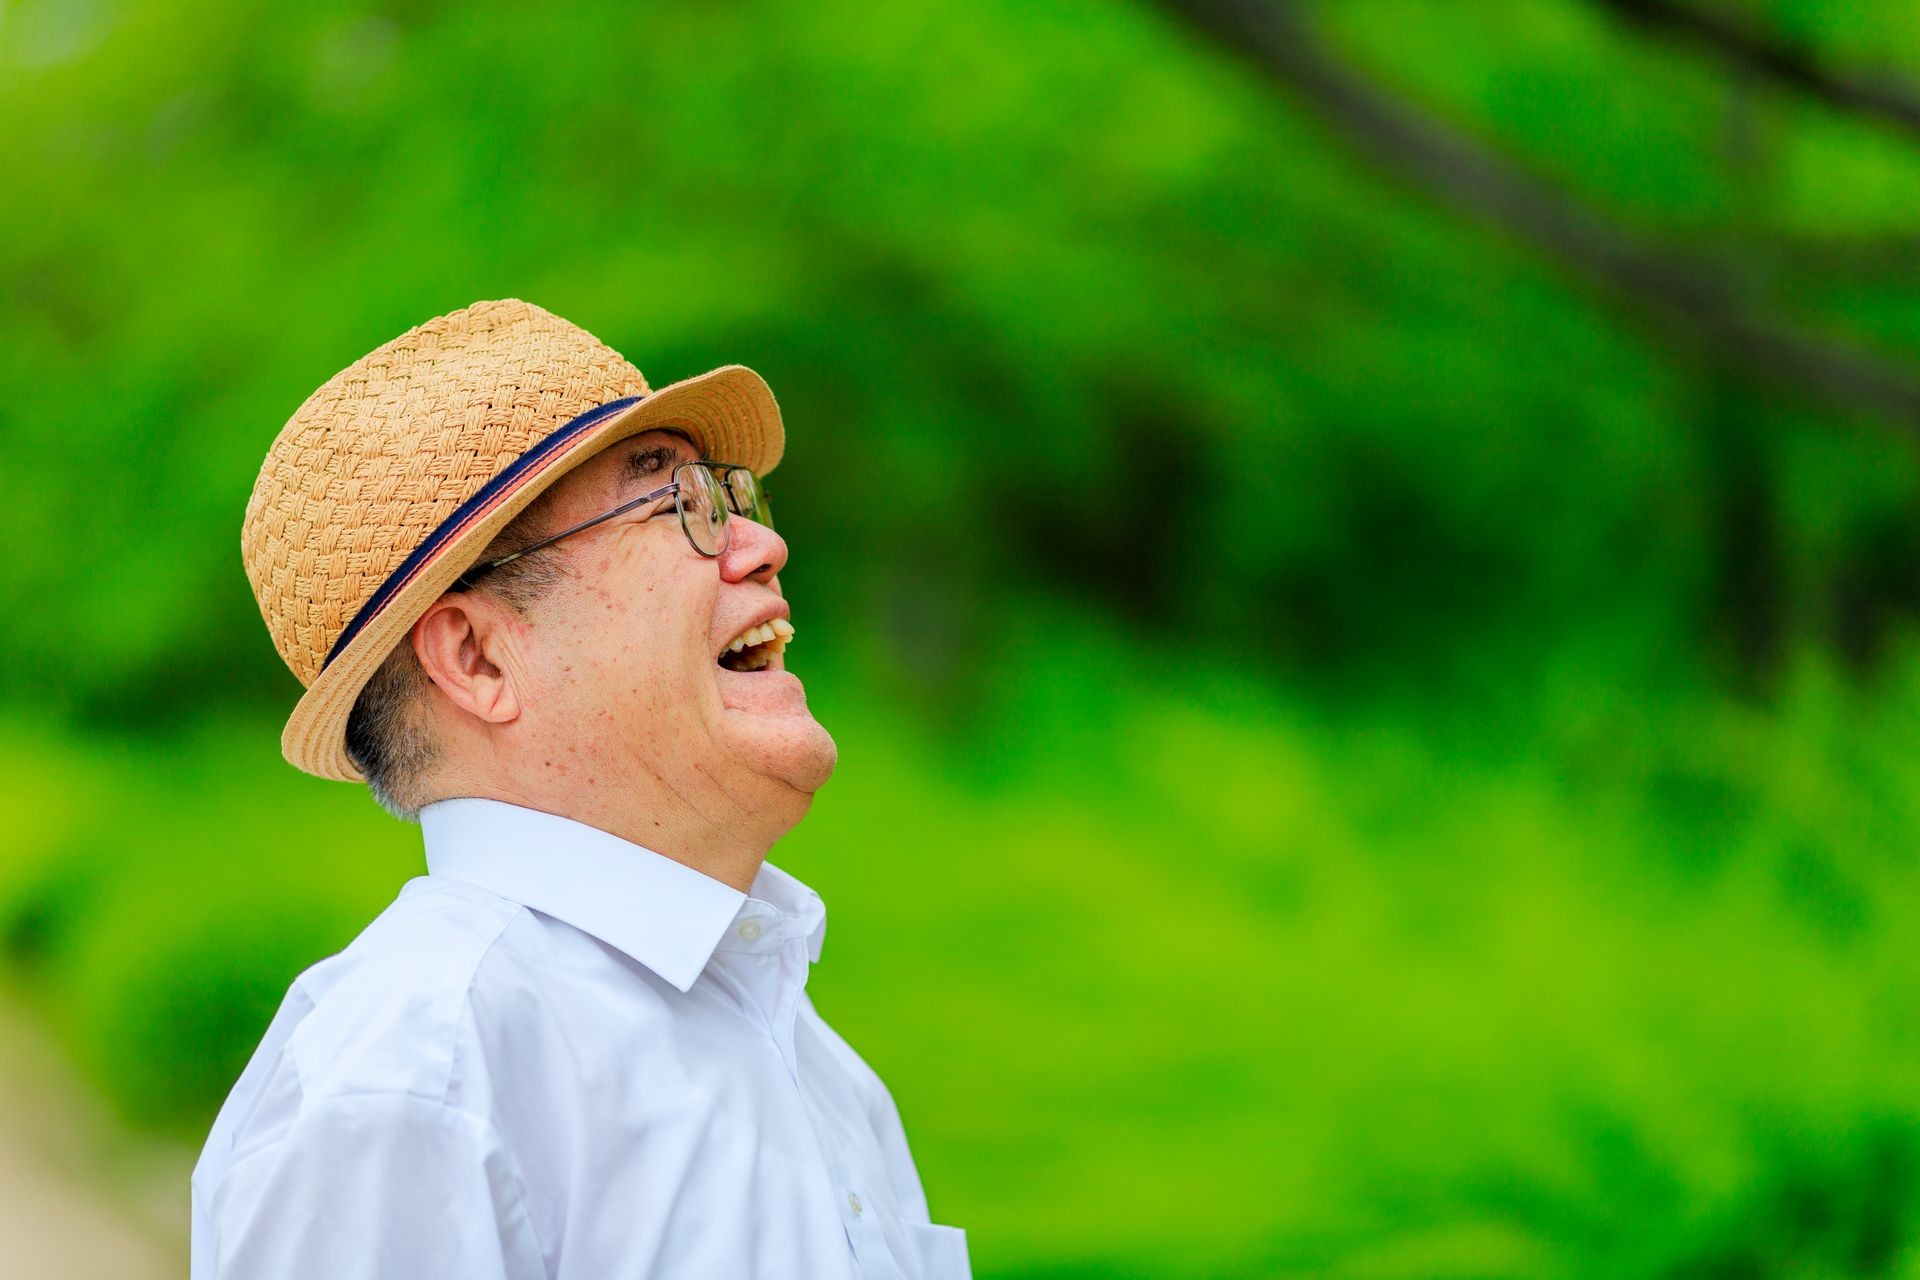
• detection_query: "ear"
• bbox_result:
[411,593,523,727]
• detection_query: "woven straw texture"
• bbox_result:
[241,298,783,782]
[243,300,651,686]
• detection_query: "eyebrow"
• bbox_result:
[620,435,707,490]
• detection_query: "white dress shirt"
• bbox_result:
[189,798,969,1280]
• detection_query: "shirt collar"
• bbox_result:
[420,798,825,992]
[720,860,829,965]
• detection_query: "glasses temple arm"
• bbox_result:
[457,481,680,586]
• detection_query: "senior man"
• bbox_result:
[190,300,968,1280]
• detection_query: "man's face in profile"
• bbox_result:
[484,427,837,809]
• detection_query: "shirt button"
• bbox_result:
[738,920,762,943]
[847,1191,863,1216]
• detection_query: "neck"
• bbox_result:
[422,744,804,895]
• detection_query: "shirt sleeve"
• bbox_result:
[200,1093,547,1280]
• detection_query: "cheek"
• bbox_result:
[548,553,720,713]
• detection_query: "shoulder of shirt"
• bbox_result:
[200,877,533,1169]
[295,876,531,1089]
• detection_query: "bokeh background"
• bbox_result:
[9,0,1920,1275]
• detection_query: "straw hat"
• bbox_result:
[242,299,784,782]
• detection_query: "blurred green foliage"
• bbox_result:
[10,0,1920,1275]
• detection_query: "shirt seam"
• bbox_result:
[286,888,526,1116]
[447,900,553,1273]
[212,884,551,1272]
[208,1090,550,1270]
[436,896,527,1106]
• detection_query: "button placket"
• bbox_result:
[818,1132,872,1261]
[771,937,815,1082]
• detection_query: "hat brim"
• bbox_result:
[281,363,784,782]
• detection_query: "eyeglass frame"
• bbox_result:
[453,460,769,590]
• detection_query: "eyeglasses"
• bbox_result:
[456,461,770,588]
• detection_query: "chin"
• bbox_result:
[720,703,838,795]
[715,667,837,794]
[759,715,839,794]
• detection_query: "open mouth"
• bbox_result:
[718,617,794,673]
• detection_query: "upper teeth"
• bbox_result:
[726,617,794,653]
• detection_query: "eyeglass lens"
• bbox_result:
[662,463,772,558]
[722,468,770,526]
[675,463,728,556]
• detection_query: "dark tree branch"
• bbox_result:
[1749,230,1920,286]
[1593,0,1920,140]
[1151,0,1920,432]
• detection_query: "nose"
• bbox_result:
[720,515,786,585]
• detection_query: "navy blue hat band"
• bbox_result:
[322,395,646,671]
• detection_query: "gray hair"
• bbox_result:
[344,502,567,821]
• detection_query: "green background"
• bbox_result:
[9,0,1920,1274]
